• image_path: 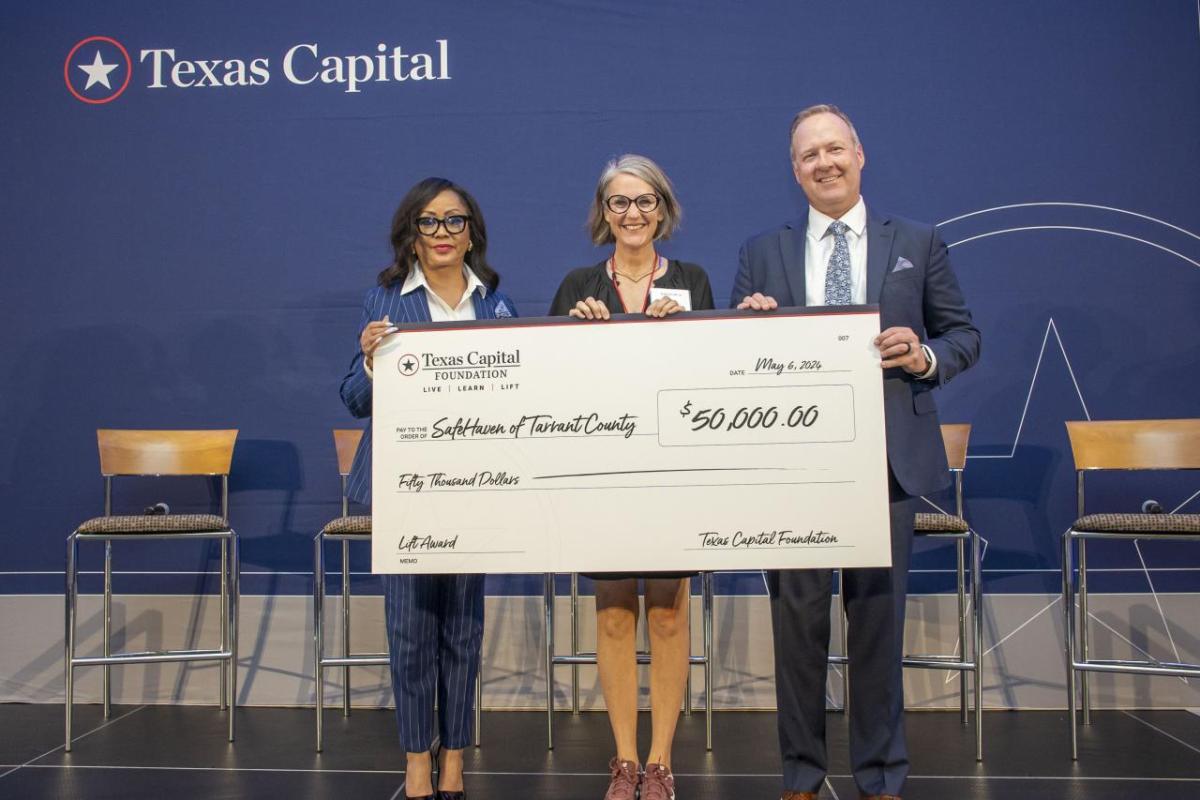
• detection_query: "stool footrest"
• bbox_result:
[551,653,709,666]
[1073,657,1200,678]
[319,655,389,667]
[903,656,976,670]
[72,649,231,667]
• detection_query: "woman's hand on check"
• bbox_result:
[360,315,398,368]
[568,297,611,321]
[645,297,682,318]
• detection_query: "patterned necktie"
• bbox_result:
[824,219,851,306]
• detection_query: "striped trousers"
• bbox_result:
[381,573,485,752]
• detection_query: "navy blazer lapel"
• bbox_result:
[472,289,491,320]
[865,209,895,304]
[400,286,433,324]
[780,212,808,306]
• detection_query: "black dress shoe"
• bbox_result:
[437,792,465,800]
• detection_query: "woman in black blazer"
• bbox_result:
[549,154,714,800]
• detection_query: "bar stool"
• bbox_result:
[1062,419,1200,759]
[65,429,240,750]
[313,429,387,751]
[544,572,715,750]
[829,423,983,760]
[314,429,483,751]
[904,423,983,761]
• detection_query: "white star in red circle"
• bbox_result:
[77,50,118,90]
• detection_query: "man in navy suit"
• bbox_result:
[732,104,980,800]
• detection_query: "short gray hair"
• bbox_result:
[587,154,682,245]
[789,104,861,156]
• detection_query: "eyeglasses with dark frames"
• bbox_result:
[415,214,471,236]
[604,193,660,214]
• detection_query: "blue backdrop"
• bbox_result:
[3,1,1198,597]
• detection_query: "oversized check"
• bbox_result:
[371,308,891,574]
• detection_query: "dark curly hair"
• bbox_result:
[377,177,500,290]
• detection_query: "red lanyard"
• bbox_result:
[608,253,659,313]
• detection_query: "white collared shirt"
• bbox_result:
[803,197,937,378]
[401,263,487,322]
[804,197,868,307]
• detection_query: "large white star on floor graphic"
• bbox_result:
[77,50,118,91]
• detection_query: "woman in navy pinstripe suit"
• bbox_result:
[340,177,517,800]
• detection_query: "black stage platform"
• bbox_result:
[2,705,1199,799]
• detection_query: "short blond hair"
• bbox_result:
[586,154,682,245]
[789,104,861,157]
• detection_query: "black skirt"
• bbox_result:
[581,571,698,581]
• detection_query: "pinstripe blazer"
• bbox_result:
[339,282,519,504]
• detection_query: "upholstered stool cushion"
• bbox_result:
[1073,513,1200,534]
[320,515,372,535]
[77,514,229,534]
[914,512,970,533]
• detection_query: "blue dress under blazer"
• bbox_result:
[731,208,980,797]
[340,280,518,752]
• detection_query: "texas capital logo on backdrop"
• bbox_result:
[63,35,451,104]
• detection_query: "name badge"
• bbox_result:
[649,287,692,310]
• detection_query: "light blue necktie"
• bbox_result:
[824,220,851,306]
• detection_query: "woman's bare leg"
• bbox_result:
[644,577,690,768]
[595,579,641,763]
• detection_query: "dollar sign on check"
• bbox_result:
[679,400,692,417]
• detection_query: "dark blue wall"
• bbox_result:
[3,1,1198,596]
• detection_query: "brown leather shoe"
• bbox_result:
[781,793,819,800]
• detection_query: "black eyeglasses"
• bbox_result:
[604,193,659,214]
[416,214,471,236]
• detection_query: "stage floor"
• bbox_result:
[1,704,1199,799]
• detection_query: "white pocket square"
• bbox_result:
[892,257,914,272]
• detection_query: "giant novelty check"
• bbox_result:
[372,308,891,574]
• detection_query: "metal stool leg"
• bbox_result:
[570,573,580,714]
[956,536,968,725]
[341,539,352,717]
[972,530,983,761]
[1063,531,1079,760]
[703,571,714,751]
[228,531,239,743]
[65,534,79,751]
[684,576,694,716]
[544,573,555,750]
[220,538,229,710]
[839,572,849,711]
[1078,538,1091,725]
[103,540,112,719]
[475,657,482,748]
[314,534,326,751]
